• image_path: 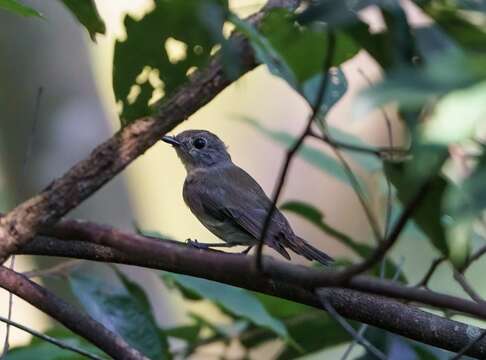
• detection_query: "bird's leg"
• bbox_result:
[241,246,253,255]
[185,239,236,250]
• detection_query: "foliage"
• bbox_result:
[0,0,41,17]
[7,0,486,359]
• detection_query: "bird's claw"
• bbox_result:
[186,238,209,250]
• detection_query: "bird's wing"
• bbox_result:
[199,166,292,258]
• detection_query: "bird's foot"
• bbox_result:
[186,238,209,250]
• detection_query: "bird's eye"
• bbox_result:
[193,137,206,149]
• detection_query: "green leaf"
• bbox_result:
[164,324,202,343]
[422,80,486,145]
[236,116,366,188]
[68,263,168,359]
[60,0,105,40]
[280,200,358,253]
[6,327,105,360]
[384,145,449,257]
[162,273,290,341]
[419,0,486,52]
[239,293,353,357]
[232,9,359,109]
[0,0,41,17]
[114,0,227,125]
[357,51,486,116]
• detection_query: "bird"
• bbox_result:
[160,129,333,265]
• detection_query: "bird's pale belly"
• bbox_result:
[202,217,256,245]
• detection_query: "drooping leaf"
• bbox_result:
[68,263,168,359]
[6,327,105,360]
[113,0,228,125]
[384,145,449,257]
[231,8,359,110]
[60,0,105,40]
[0,0,41,17]
[419,0,486,52]
[162,273,290,341]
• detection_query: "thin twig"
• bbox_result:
[254,31,336,271]
[319,295,387,360]
[307,131,409,159]
[0,314,106,360]
[336,173,437,281]
[453,270,486,304]
[459,244,486,273]
[23,259,82,279]
[414,257,446,288]
[341,257,405,360]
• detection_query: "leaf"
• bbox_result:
[239,293,353,357]
[0,0,41,17]
[232,9,359,109]
[114,0,227,125]
[357,51,486,116]
[6,327,105,360]
[162,273,290,341]
[422,80,486,145]
[419,0,486,52]
[384,145,449,257]
[60,0,105,40]
[68,263,168,359]
[236,116,367,188]
[164,324,202,343]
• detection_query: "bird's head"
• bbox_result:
[161,130,231,172]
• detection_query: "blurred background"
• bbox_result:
[0,0,480,358]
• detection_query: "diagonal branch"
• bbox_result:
[0,266,146,360]
[0,0,301,263]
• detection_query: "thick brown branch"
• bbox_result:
[0,0,301,262]
[15,227,486,358]
[0,266,146,360]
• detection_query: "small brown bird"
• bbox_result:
[161,130,333,265]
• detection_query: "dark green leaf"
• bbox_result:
[232,8,359,109]
[162,273,290,341]
[6,327,105,360]
[114,0,227,125]
[164,324,202,343]
[68,263,168,359]
[0,0,41,17]
[238,298,352,358]
[60,0,105,40]
[419,0,486,52]
[384,145,449,256]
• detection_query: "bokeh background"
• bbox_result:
[0,0,482,358]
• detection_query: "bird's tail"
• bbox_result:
[285,236,334,266]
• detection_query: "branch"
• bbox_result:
[0,266,147,360]
[0,314,105,360]
[0,0,302,262]
[14,227,486,358]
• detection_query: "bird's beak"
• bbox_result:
[161,135,181,147]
